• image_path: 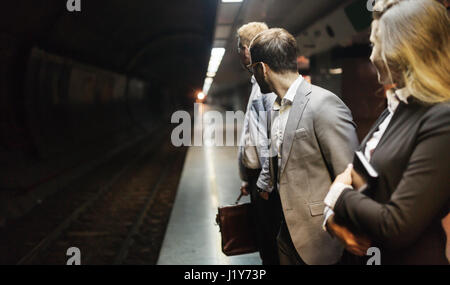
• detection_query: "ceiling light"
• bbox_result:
[202,77,214,95]
[207,48,226,75]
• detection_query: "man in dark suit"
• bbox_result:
[249,28,359,265]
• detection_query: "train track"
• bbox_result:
[12,132,185,265]
[112,155,173,265]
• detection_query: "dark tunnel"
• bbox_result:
[0,1,217,216]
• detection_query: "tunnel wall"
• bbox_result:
[1,48,154,194]
[26,48,130,159]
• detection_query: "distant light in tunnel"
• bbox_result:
[329,68,343,75]
[297,56,310,70]
[197,92,206,101]
[222,0,243,2]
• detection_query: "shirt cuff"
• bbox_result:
[256,180,273,193]
[322,206,334,232]
[324,182,353,210]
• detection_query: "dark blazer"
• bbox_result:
[334,99,450,265]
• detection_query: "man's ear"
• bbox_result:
[261,63,269,78]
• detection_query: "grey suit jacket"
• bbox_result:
[257,80,359,264]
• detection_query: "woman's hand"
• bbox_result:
[330,163,368,191]
[327,164,372,256]
[331,164,353,188]
[326,214,372,256]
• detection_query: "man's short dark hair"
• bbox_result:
[249,28,298,73]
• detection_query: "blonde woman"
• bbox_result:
[323,0,450,264]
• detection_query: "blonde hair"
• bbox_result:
[373,0,450,104]
[237,22,269,47]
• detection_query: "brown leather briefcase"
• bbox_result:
[215,193,258,256]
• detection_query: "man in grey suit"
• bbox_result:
[248,28,359,265]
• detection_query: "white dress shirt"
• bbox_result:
[323,88,410,230]
[271,75,303,182]
[240,76,263,170]
[238,76,277,182]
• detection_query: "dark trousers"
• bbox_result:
[246,168,282,265]
[277,213,306,265]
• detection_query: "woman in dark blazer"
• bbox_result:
[323,0,450,264]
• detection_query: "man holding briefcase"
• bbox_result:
[236,22,281,265]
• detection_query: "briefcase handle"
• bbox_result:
[235,193,244,205]
[215,192,246,228]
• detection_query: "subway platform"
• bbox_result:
[157,105,261,265]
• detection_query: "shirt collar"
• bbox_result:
[283,75,303,104]
[251,75,256,85]
[273,98,281,111]
[272,75,303,111]
[396,88,410,103]
[386,87,410,113]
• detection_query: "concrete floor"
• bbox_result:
[157,105,261,265]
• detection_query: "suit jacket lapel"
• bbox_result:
[372,102,411,155]
[359,108,390,151]
[280,80,311,176]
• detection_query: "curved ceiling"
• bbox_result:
[1,0,218,95]
[208,0,353,96]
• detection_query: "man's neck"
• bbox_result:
[272,72,300,99]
